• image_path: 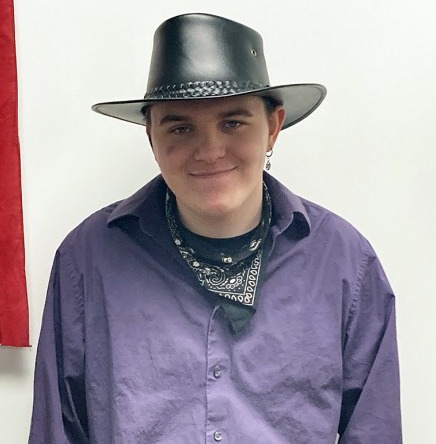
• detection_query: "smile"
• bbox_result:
[190,167,236,178]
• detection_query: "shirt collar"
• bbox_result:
[263,172,311,240]
[107,175,166,226]
[107,173,311,240]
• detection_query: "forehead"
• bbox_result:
[149,95,265,119]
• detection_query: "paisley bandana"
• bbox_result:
[165,184,272,332]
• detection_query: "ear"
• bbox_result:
[146,126,159,164]
[268,106,286,149]
[146,126,154,149]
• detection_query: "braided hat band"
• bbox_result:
[144,80,265,99]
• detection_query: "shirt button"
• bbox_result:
[214,431,223,441]
[213,367,222,379]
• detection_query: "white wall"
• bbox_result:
[1,0,435,442]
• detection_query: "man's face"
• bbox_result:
[147,95,285,234]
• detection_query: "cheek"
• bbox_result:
[238,136,268,163]
[153,145,190,174]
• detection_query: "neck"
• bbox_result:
[176,196,263,239]
[179,210,262,239]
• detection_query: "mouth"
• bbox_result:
[190,167,236,178]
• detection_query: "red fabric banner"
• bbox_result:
[0,0,30,347]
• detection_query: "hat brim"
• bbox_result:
[91,83,326,130]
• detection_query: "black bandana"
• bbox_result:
[165,184,272,333]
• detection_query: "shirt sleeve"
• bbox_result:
[29,249,89,444]
[338,250,402,443]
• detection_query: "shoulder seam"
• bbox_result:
[58,248,84,315]
[345,249,372,337]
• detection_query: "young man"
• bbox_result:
[30,13,402,443]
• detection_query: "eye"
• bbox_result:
[224,120,242,129]
[171,126,191,135]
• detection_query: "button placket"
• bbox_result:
[206,306,230,443]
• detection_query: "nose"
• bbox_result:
[193,128,226,163]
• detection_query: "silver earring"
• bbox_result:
[265,149,273,171]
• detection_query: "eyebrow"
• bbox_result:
[218,108,254,119]
[158,107,254,126]
[158,114,189,126]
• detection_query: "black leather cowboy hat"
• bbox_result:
[92,13,326,130]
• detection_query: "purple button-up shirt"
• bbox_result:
[29,173,401,443]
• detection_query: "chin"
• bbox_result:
[198,201,237,218]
